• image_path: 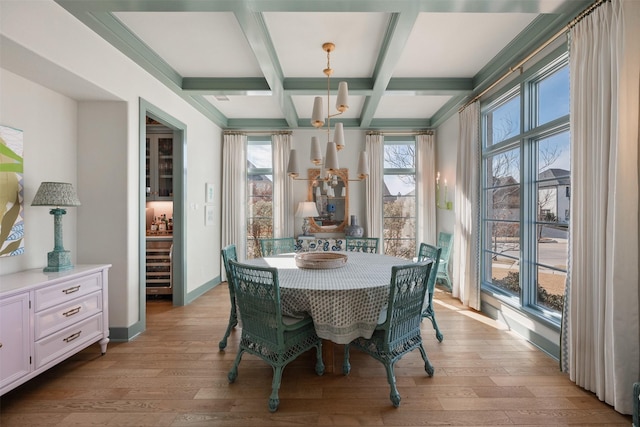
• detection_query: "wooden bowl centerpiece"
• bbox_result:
[295,252,348,269]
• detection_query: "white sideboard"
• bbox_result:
[0,264,111,396]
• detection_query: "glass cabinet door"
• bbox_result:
[146,134,173,201]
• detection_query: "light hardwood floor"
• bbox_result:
[0,283,631,426]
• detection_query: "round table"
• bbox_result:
[245,251,412,344]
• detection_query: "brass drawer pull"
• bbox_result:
[63,307,81,317]
[63,331,81,343]
[62,285,81,295]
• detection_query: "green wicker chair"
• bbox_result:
[417,243,444,342]
[227,260,324,412]
[343,261,435,407]
[345,237,379,253]
[436,232,453,291]
[259,237,295,256]
[219,244,238,350]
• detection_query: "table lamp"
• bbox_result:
[295,201,319,236]
[31,182,81,272]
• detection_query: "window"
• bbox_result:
[246,137,273,258]
[481,52,570,321]
[383,138,416,259]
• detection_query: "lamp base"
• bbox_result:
[44,249,73,272]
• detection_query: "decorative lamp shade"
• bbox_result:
[286,149,299,178]
[295,201,319,218]
[311,97,325,128]
[333,122,345,151]
[324,142,340,172]
[336,81,349,113]
[32,182,81,207]
[357,151,370,179]
[310,136,323,165]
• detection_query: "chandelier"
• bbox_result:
[287,42,369,181]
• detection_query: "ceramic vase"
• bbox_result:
[345,215,364,237]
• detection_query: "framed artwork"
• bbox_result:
[205,182,214,204]
[0,125,25,257]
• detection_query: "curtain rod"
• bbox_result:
[366,130,434,136]
[223,130,292,136]
[459,0,608,113]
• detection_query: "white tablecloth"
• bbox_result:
[245,252,412,344]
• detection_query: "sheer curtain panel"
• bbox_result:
[222,133,247,270]
[272,133,293,238]
[453,102,481,310]
[365,134,384,240]
[416,133,436,246]
[562,0,639,414]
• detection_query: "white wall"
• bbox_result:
[0,1,222,332]
[435,113,458,236]
[0,69,79,274]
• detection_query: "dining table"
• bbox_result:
[244,250,414,372]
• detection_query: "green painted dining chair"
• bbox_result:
[345,237,379,253]
[417,243,444,342]
[219,244,238,350]
[259,237,295,256]
[436,232,453,291]
[343,261,435,407]
[227,259,324,412]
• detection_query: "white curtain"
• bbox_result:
[221,133,247,267]
[365,133,384,240]
[272,133,293,238]
[453,101,481,310]
[562,0,639,414]
[416,133,437,247]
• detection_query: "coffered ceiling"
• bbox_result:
[55,0,590,130]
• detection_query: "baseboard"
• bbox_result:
[481,293,560,360]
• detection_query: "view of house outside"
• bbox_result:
[483,57,570,314]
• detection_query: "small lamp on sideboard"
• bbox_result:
[295,201,319,237]
[31,182,81,272]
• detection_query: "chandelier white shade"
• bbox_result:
[286,42,368,182]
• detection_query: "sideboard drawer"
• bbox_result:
[34,272,102,312]
[34,313,103,369]
[1,264,111,396]
[34,291,102,341]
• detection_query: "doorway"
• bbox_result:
[139,99,186,332]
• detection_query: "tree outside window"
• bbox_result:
[481,55,570,318]
[383,139,416,259]
[246,139,273,259]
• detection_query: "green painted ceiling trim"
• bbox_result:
[55,3,230,128]
[86,12,183,90]
[471,0,589,99]
[182,77,271,94]
[429,94,471,129]
[369,118,431,129]
[56,0,582,14]
[284,78,374,96]
[189,95,229,126]
[360,10,419,128]
[298,118,362,129]
[232,9,298,127]
[386,78,474,94]
[225,118,290,129]
[55,0,240,13]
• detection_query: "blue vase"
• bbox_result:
[345,215,364,238]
